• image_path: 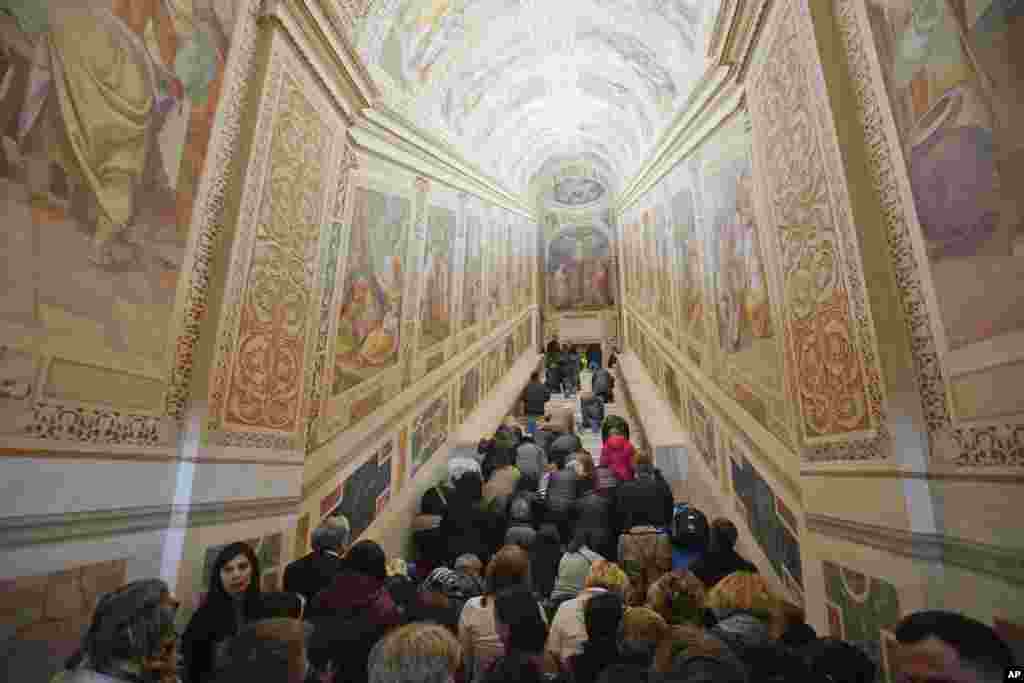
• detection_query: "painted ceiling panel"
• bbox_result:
[358,0,719,194]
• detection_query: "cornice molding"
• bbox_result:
[807,513,1024,587]
[352,108,533,218]
[259,0,375,124]
[0,497,300,550]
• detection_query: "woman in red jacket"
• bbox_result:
[601,431,635,483]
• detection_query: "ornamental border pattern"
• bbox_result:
[167,0,263,421]
[746,0,889,461]
[833,0,1024,468]
[206,30,288,446]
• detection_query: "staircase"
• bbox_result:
[512,369,640,465]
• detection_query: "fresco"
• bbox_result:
[547,226,615,310]
[485,213,500,319]
[865,0,1024,354]
[664,363,683,422]
[0,1,238,376]
[333,439,393,540]
[460,365,480,419]
[333,187,410,396]
[654,203,674,321]
[690,396,717,477]
[670,179,704,342]
[461,213,482,327]
[412,394,449,474]
[378,0,466,90]
[420,205,457,349]
[703,121,773,357]
[730,449,803,594]
[823,560,900,683]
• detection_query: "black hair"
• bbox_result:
[584,591,625,645]
[801,638,876,683]
[494,585,548,653]
[530,371,539,381]
[709,519,739,551]
[344,540,387,582]
[894,611,1014,680]
[568,528,597,553]
[208,542,263,627]
[483,651,544,683]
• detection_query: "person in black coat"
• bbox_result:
[182,542,263,683]
[440,471,498,565]
[689,518,758,589]
[529,523,563,600]
[521,372,551,420]
[614,451,674,533]
[282,516,350,603]
[560,344,580,396]
[569,591,626,683]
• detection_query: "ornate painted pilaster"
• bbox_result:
[305,141,359,450]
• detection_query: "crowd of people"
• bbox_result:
[51,363,1016,683]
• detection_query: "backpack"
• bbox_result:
[672,503,709,549]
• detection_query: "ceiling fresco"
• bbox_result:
[357,0,720,195]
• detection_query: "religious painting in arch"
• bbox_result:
[862,0,1024,422]
[333,187,409,396]
[0,1,239,378]
[419,205,457,351]
[546,226,615,311]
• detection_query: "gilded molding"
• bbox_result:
[807,513,1024,587]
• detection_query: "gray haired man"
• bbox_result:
[283,515,351,602]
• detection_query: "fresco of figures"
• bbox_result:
[669,167,704,342]
[705,132,772,356]
[333,187,409,396]
[0,1,238,376]
[547,225,616,310]
[866,0,1023,354]
[420,205,457,349]
[485,211,501,319]
[654,203,675,320]
[461,213,483,327]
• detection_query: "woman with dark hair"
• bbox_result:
[568,591,626,683]
[59,579,179,683]
[182,542,263,683]
[530,523,564,601]
[485,585,559,681]
[800,638,877,683]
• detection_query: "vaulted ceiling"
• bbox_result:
[356,0,721,198]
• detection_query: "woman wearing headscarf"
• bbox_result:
[182,542,262,683]
[58,579,179,683]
